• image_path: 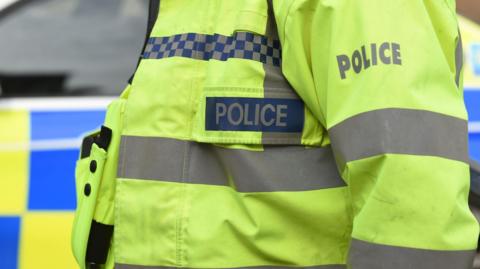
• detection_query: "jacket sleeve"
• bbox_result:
[280,0,479,268]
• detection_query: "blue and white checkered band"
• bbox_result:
[143,32,282,67]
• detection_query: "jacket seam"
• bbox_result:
[282,0,298,46]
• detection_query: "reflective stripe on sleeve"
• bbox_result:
[348,239,476,269]
[115,264,346,269]
[117,136,345,192]
[328,108,469,166]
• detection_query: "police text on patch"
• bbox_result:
[205,97,304,132]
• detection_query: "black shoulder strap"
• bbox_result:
[146,0,160,40]
[128,0,160,84]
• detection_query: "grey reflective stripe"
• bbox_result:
[115,264,346,269]
[117,136,345,192]
[348,239,476,269]
[261,1,303,145]
[262,65,303,145]
[263,65,299,99]
[455,30,463,88]
[328,108,469,166]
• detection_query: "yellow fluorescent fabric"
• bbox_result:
[185,186,349,267]
[72,0,478,268]
[347,155,475,250]
[279,0,478,253]
[124,0,324,146]
[281,0,465,128]
[21,213,77,269]
[114,179,350,267]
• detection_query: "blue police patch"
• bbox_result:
[205,97,304,132]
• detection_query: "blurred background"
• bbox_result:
[0,0,147,268]
[0,0,479,268]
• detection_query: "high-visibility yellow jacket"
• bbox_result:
[72,0,479,268]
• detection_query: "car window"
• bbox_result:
[0,0,148,97]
